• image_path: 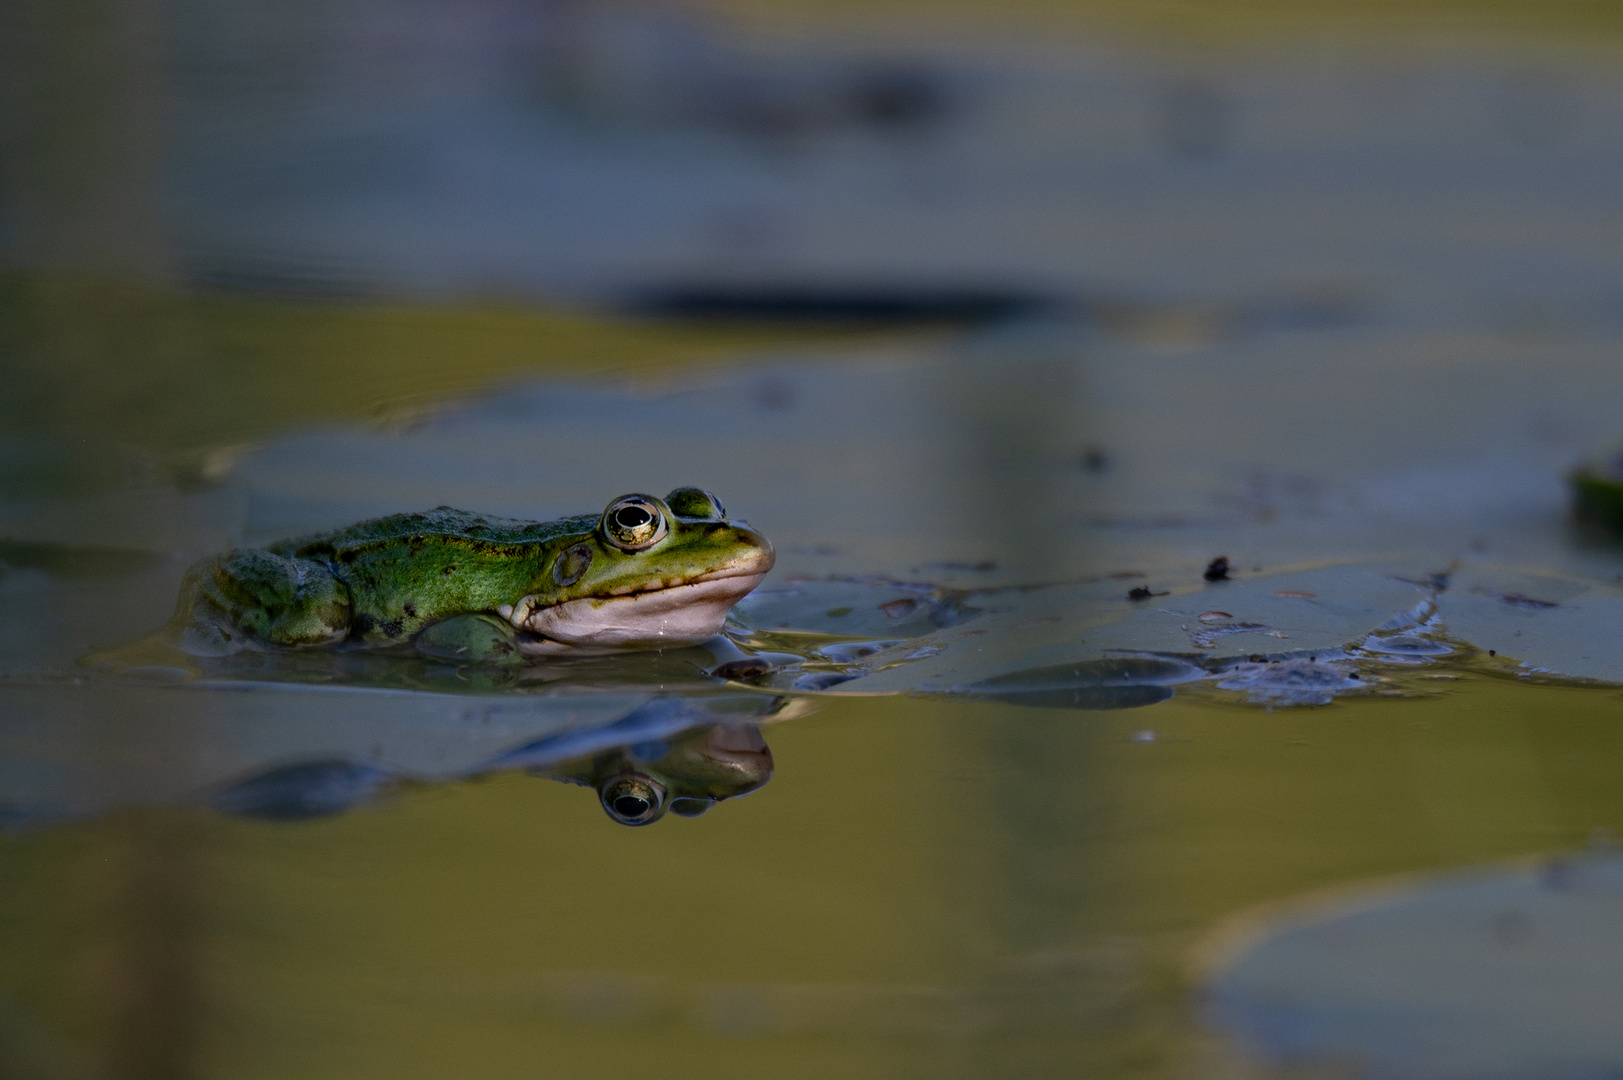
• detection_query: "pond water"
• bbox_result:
[5,3,1623,1077]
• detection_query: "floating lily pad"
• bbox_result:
[1363,633,1454,657]
[1204,854,1623,1078]
[832,563,1438,696]
[730,579,974,638]
[1437,567,1623,684]
[954,657,1203,710]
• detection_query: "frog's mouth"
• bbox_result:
[511,562,772,656]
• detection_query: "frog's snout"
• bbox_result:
[600,773,667,826]
[724,521,775,574]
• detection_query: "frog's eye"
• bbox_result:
[600,774,667,826]
[602,496,667,552]
[665,486,725,522]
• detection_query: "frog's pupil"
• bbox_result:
[615,506,651,529]
[614,795,651,818]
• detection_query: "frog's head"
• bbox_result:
[587,722,775,826]
[509,487,774,654]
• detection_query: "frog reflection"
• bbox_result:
[210,718,773,827]
[544,721,773,825]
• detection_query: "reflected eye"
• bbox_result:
[600,774,667,826]
[602,496,667,551]
[665,486,725,522]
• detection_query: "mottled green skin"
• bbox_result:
[269,507,592,645]
[172,490,768,656]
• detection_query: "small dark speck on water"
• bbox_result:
[1127,586,1167,600]
[1081,446,1110,473]
[1204,556,1231,582]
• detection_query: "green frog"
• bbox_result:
[171,488,773,661]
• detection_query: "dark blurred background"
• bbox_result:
[7,0,1623,541]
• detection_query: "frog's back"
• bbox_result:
[258,506,599,643]
[268,506,597,560]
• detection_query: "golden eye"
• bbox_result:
[600,774,666,825]
[602,496,667,551]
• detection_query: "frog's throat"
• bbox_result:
[502,567,770,655]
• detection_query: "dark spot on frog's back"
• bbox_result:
[403,601,417,618]
[381,618,405,638]
[441,564,456,576]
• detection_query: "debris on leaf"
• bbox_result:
[1473,588,1559,610]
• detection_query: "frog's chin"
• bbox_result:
[512,570,769,656]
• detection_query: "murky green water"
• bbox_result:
[4,676,1621,1078]
[7,2,1623,1076]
